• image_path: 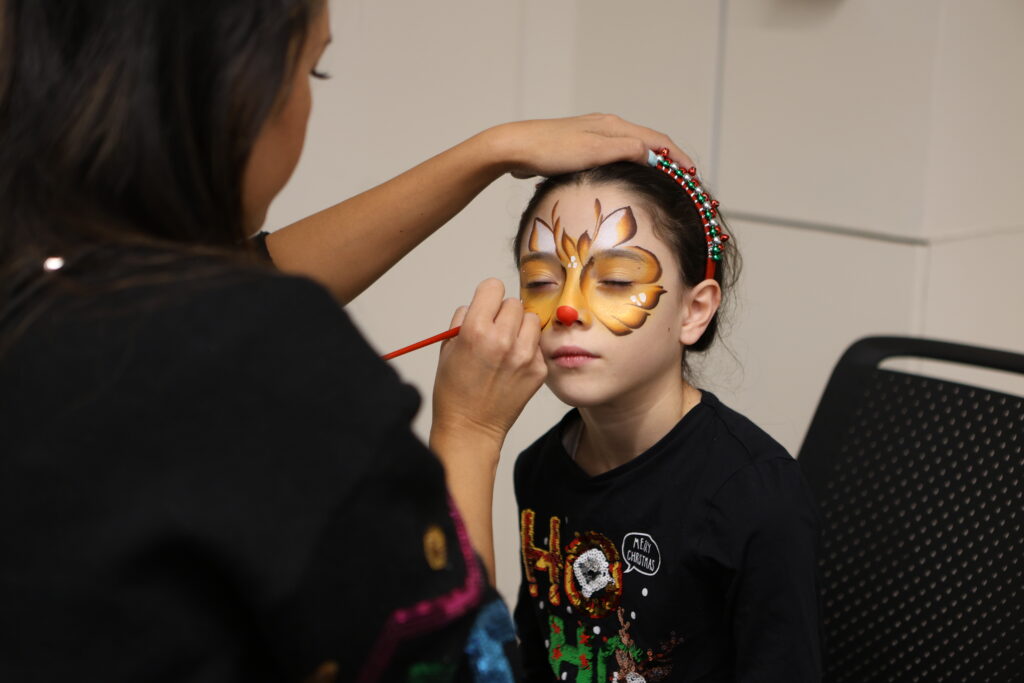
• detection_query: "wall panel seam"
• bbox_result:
[728,210,929,246]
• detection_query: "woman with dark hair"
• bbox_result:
[0,1,689,681]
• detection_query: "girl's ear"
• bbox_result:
[679,279,722,346]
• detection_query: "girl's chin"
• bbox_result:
[546,379,617,410]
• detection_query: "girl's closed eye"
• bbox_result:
[310,67,331,80]
[594,267,638,287]
[520,259,563,291]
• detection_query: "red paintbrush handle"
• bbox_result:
[381,326,461,360]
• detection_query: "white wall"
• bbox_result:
[267,0,1024,607]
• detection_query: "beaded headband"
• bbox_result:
[647,148,728,280]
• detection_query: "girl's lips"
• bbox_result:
[551,346,598,368]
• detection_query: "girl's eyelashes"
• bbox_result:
[524,280,557,289]
[599,280,633,287]
[310,68,331,80]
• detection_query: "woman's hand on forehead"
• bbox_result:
[491,114,693,179]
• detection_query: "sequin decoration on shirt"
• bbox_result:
[464,598,517,682]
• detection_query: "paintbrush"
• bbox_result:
[381,326,461,360]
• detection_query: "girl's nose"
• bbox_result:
[556,305,579,326]
[553,272,590,327]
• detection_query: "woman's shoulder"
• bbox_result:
[112,253,399,400]
[114,248,344,329]
[42,246,368,359]
[3,245,409,434]
[169,262,357,350]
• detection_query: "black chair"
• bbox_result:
[797,336,1024,683]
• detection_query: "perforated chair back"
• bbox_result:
[797,336,1024,683]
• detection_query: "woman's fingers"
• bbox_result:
[461,280,531,360]
[516,311,542,355]
[577,134,648,170]
[493,296,525,343]
[456,281,541,362]
[432,280,546,443]
[583,113,693,168]
[500,114,697,179]
[449,305,468,329]
[438,305,469,353]
[514,312,546,378]
[461,278,505,335]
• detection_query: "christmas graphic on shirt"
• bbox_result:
[513,394,823,682]
[519,509,686,682]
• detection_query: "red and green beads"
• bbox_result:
[648,148,729,280]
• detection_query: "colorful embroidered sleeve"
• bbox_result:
[0,264,519,683]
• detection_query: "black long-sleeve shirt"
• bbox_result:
[513,393,823,682]
[0,249,516,682]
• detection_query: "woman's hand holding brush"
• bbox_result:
[427,278,546,583]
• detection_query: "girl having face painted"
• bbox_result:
[511,158,823,682]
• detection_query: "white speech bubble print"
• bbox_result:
[621,532,661,576]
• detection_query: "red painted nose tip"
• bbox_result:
[556,305,579,325]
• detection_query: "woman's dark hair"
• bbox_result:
[514,162,740,356]
[0,0,322,330]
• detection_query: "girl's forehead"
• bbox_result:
[532,184,656,238]
[518,182,687,290]
[520,183,676,264]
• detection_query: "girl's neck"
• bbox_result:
[574,377,702,477]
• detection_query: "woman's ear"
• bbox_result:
[679,279,722,346]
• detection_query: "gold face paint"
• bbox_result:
[519,200,665,335]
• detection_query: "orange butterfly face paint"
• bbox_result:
[519,199,666,335]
